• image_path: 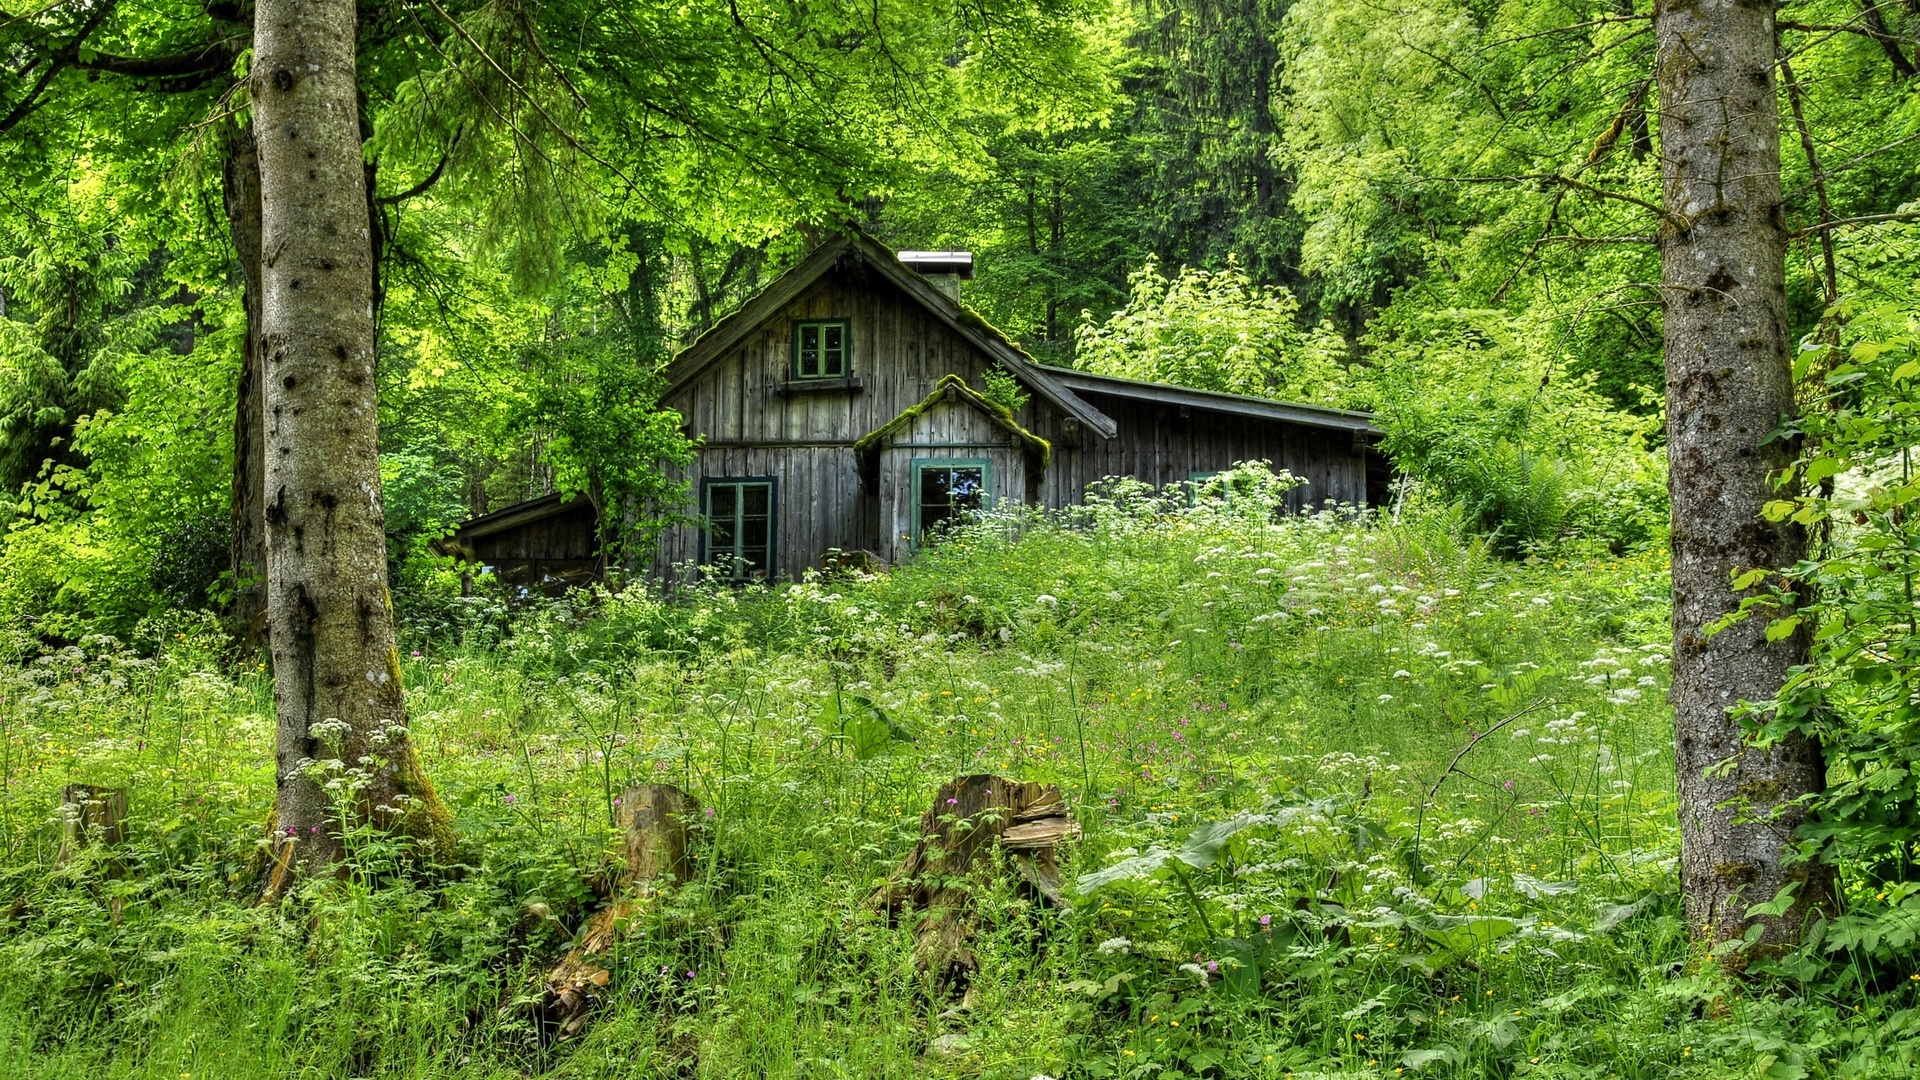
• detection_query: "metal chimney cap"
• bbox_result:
[895,250,975,279]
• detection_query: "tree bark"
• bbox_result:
[223,121,269,653]
[1655,0,1831,955]
[252,0,451,897]
[541,784,698,1039]
[872,775,1077,997]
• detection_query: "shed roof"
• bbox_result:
[431,491,595,559]
[661,228,1119,439]
[1048,369,1383,438]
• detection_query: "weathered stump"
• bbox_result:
[57,785,127,863]
[542,784,698,1038]
[872,775,1077,997]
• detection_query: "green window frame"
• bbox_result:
[701,477,776,581]
[792,319,851,379]
[1187,470,1224,506]
[910,458,991,547]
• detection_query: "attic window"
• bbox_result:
[793,320,850,379]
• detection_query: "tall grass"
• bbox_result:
[0,470,1907,1077]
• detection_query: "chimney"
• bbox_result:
[896,250,974,301]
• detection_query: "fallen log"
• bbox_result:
[541,784,697,1038]
[872,774,1078,998]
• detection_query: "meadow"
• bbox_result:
[0,473,1906,1079]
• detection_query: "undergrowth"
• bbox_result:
[0,469,1913,1078]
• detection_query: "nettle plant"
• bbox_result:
[1725,297,1920,979]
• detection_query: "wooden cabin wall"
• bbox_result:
[874,398,1024,566]
[661,262,1059,449]
[1033,393,1372,513]
[656,263,1060,580]
[650,446,872,581]
[470,504,600,562]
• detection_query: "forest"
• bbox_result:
[3,0,1920,1076]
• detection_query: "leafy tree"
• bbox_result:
[1072,256,1349,403]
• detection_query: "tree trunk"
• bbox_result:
[252,0,451,897]
[57,784,127,863]
[223,121,269,654]
[1655,0,1830,955]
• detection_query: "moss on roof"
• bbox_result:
[853,374,1051,474]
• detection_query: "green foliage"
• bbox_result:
[1729,290,1920,985]
[1073,257,1351,403]
[1362,307,1666,556]
[12,495,1913,1077]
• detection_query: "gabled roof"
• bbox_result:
[853,374,1051,474]
[661,228,1119,439]
[1049,369,1383,438]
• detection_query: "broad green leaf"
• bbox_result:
[1512,874,1577,899]
[1764,615,1802,643]
[1400,1047,1462,1071]
[1417,914,1519,957]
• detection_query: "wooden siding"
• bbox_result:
[873,395,1026,566]
[1033,391,1372,514]
[649,258,1377,581]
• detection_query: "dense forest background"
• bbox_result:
[0,0,1915,634]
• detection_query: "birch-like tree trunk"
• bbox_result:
[252,0,451,895]
[1656,0,1829,954]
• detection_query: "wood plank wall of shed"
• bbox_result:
[649,259,1374,581]
[875,396,1024,566]
[471,504,601,563]
[1038,393,1371,513]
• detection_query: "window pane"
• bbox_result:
[800,325,819,351]
[824,324,842,351]
[743,484,769,516]
[920,467,950,508]
[950,468,984,512]
[742,518,768,547]
[709,484,736,517]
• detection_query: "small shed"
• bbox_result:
[433,492,602,591]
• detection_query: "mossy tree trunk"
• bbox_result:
[1655,0,1831,953]
[252,0,450,897]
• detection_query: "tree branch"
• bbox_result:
[374,126,463,204]
[1791,210,1920,236]
[1431,172,1673,223]
[0,0,118,136]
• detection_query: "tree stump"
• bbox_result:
[57,785,127,863]
[541,784,698,1039]
[872,775,1078,997]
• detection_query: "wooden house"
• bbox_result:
[441,229,1388,587]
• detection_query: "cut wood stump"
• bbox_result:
[57,785,127,864]
[540,784,697,1039]
[872,774,1078,997]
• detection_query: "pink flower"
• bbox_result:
[1259,914,1272,927]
